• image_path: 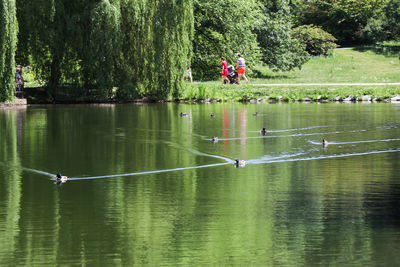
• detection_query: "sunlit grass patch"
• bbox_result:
[251,48,400,84]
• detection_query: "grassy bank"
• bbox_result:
[182,47,400,102]
[182,84,400,102]
[198,47,400,85]
[253,47,400,84]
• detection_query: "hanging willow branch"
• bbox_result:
[0,0,18,102]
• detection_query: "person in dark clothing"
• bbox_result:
[15,68,24,97]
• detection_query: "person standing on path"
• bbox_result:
[236,53,248,85]
[221,57,229,84]
[15,67,24,95]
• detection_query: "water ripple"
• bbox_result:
[308,138,400,146]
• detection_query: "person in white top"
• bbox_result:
[236,53,248,85]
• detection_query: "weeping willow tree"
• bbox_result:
[83,0,120,99]
[16,0,80,100]
[0,0,18,102]
[16,0,121,101]
[15,0,193,101]
[118,0,193,100]
[152,0,193,99]
[16,0,55,85]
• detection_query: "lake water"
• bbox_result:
[1,102,400,266]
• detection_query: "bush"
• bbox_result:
[375,41,400,55]
[363,17,387,43]
[291,25,337,56]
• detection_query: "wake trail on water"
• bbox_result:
[163,141,233,163]
[217,130,346,141]
[248,125,332,133]
[67,163,230,180]
[2,122,399,182]
[247,148,400,165]
[22,167,56,177]
[66,144,234,180]
[247,150,313,163]
[308,138,400,146]
[2,148,400,181]
[0,161,55,177]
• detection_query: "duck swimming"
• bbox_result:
[261,127,267,135]
[252,112,258,116]
[180,112,188,117]
[210,113,216,118]
[322,139,328,147]
[212,136,218,143]
[234,159,246,168]
[55,173,68,185]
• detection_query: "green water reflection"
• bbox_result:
[1,103,400,266]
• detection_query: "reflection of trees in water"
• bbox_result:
[0,110,22,265]
[1,103,400,265]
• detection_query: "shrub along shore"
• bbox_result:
[180,84,400,103]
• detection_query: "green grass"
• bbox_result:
[197,48,400,85]
[254,48,400,84]
[181,84,400,102]
[183,47,400,102]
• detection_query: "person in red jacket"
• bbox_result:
[221,57,230,84]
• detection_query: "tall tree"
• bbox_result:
[256,0,309,72]
[192,0,263,80]
[16,0,193,101]
[16,0,55,85]
[118,0,193,100]
[0,0,18,102]
[83,0,121,99]
[383,0,400,39]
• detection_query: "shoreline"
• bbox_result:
[0,98,27,109]
[2,84,400,107]
[2,95,400,109]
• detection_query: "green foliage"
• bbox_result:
[362,0,400,44]
[118,0,193,100]
[256,0,309,72]
[383,0,400,39]
[16,0,54,81]
[192,0,262,80]
[291,25,337,56]
[84,0,120,99]
[0,0,18,102]
[192,0,310,80]
[297,0,386,44]
[15,0,193,101]
[363,17,388,43]
[380,41,400,46]
[373,41,400,55]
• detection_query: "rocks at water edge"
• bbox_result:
[391,95,400,102]
[360,95,372,102]
[234,94,400,103]
[343,95,356,102]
